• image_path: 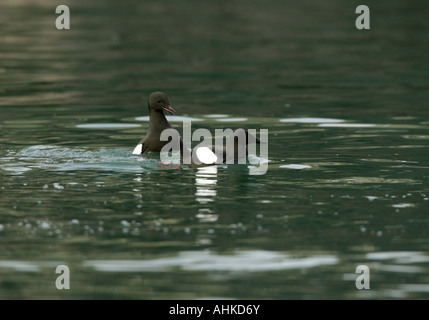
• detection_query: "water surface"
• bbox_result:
[1,0,429,299]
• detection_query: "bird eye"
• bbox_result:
[157,100,162,103]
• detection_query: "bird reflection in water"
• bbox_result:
[195,166,219,235]
[195,166,218,204]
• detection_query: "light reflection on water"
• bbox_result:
[82,250,338,272]
[135,115,204,122]
[279,117,344,123]
[195,166,218,204]
[1,250,429,298]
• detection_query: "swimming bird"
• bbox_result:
[132,91,176,155]
[133,92,260,168]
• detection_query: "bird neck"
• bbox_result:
[149,109,171,131]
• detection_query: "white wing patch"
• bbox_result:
[132,144,143,155]
[196,146,218,164]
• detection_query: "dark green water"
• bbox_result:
[1,0,429,299]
